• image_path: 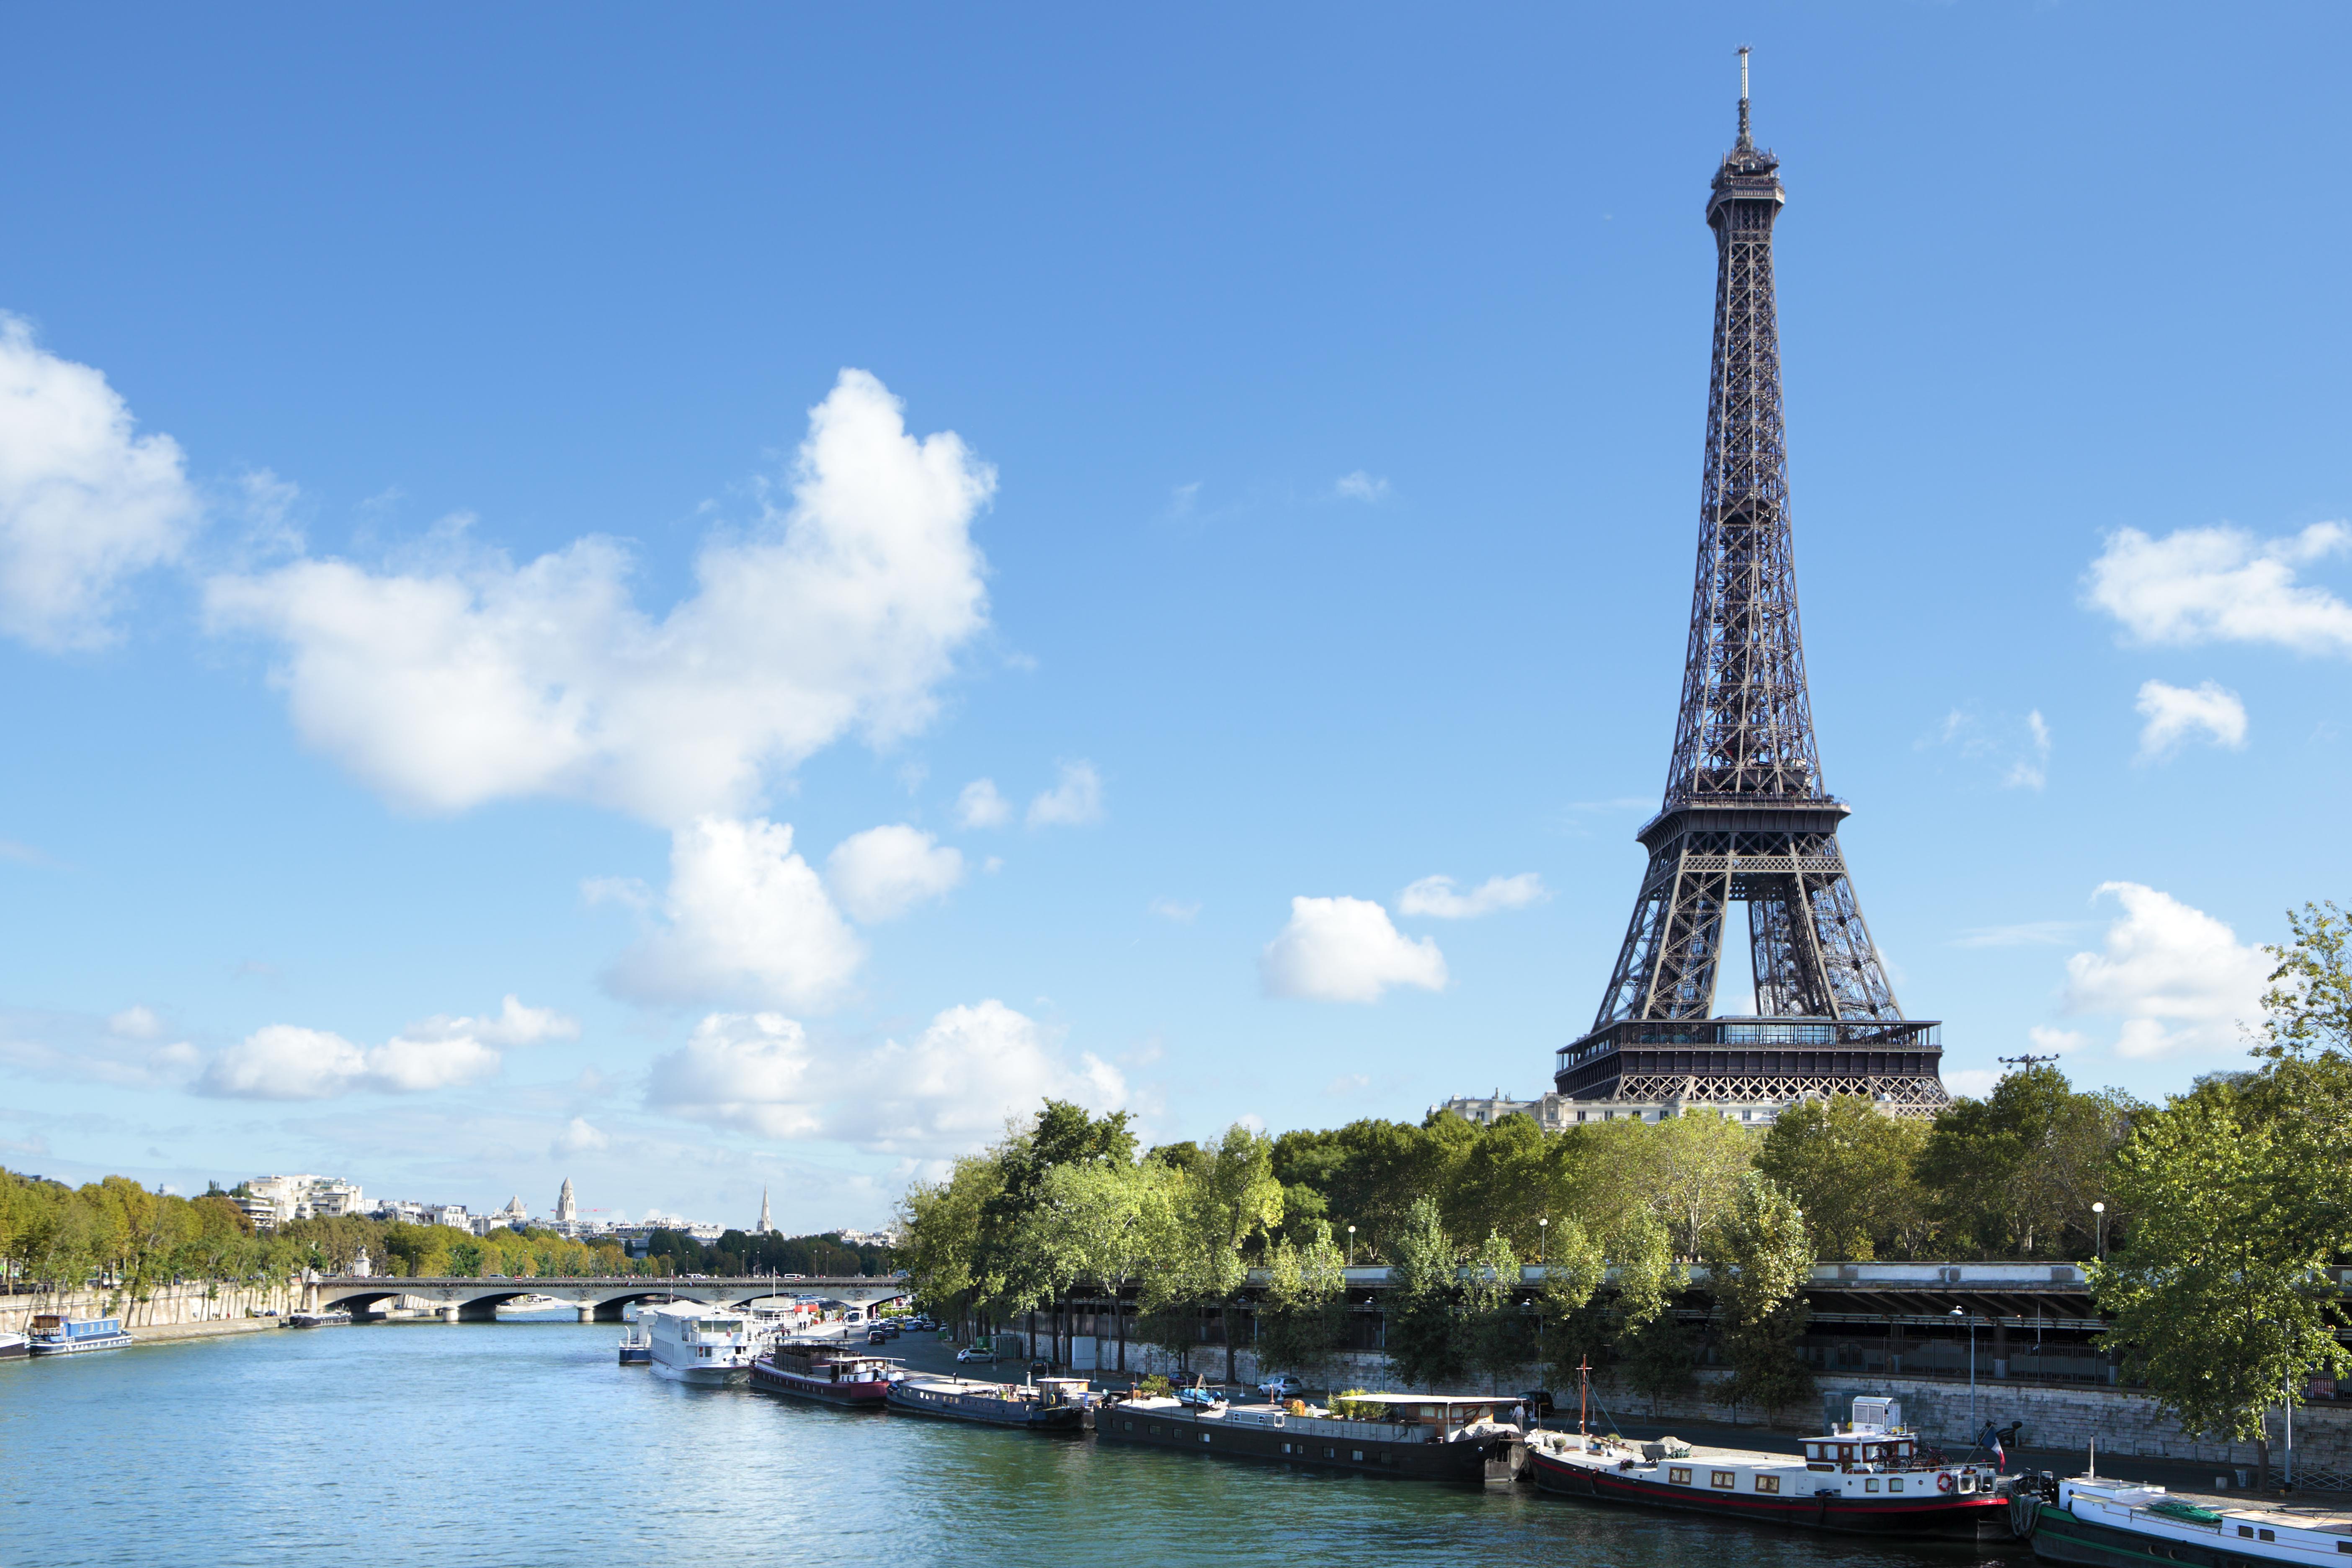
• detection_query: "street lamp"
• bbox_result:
[1539,1217,1549,1266]
[2092,1202,2106,1261]
[1346,1225,1356,1266]
[1950,1305,1978,1433]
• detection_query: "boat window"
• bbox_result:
[1324,1447,1336,1459]
[1889,1478,1904,1493]
[1710,1471,1735,1490]
[2259,1531,2275,1544]
[1837,1444,1854,1462]
[1669,1467,1692,1485]
[1756,1476,1780,1494]
[1959,1476,1975,1493]
[1352,1449,1365,1462]
[1865,1479,1879,1492]
[1804,1444,1823,1461]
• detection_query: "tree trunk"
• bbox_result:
[2258,1433,2270,1492]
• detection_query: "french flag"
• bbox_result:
[1981,1422,2006,1470]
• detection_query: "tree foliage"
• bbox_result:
[1711,1174,1817,1421]
[1755,1096,1930,1260]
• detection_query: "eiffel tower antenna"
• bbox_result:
[1555,59,1948,1117]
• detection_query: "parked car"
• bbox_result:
[879,1321,903,1338]
[1256,1374,1305,1400]
[867,1329,888,1344]
[956,1345,998,1364]
[1520,1389,1557,1418]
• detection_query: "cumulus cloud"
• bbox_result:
[605,816,863,1010]
[205,369,994,825]
[1334,471,1391,503]
[0,316,202,650]
[2134,678,2248,762]
[1026,760,1103,827]
[645,1000,1126,1155]
[2085,522,2352,656]
[1396,872,1548,919]
[2027,1025,2087,1055]
[825,823,964,923]
[954,778,1011,829]
[2061,882,2269,1060]
[108,1005,165,1040]
[193,993,577,1100]
[1261,895,1448,1003]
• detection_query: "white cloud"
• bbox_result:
[1926,706,2053,790]
[553,1117,610,1156]
[1026,760,1104,827]
[205,369,994,825]
[1943,1067,2001,1099]
[645,1000,1127,1155]
[200,1026,371,1100]
[2027,1025,2086,1055]
[606,817,863,1011]
[2061,882,2269,1060]
[107,1005,165,1040]
[2085,521,2352,656]
[1148,897,1201,923]
[193,993,573,1100]
[0,316,201,650]
[2006,710,2053,790]
[1260,895,1448,1003]
[825,823,964,923]
[2134,678,2248,762]
[954,778,1011,829]
[1396,872,1548,919]
[1334,471,1391,503]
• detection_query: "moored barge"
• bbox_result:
[1528,1395,2008,1540]
[1096,1391,1521,1483]
[750,1341,898,1406]
[2014,1475,2352,1565]
[27,1315,134,1357]
[887,1374,1089,1430]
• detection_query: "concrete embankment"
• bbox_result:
[2,1278,299,1337]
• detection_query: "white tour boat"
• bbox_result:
[643,1302,756,1382]
[2015,1475,2352,1565]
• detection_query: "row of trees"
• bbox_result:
[0,1171,278,1301]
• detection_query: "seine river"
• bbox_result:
[5,1321,2030,1567]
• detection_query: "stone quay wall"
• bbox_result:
[2,1279,300,1339]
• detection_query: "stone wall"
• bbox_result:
[1,1279,299,1336]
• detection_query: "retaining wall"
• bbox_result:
[1,1279,299,1336]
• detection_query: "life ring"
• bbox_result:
[1937,1473,1955,1493]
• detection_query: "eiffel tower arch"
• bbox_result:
[1550,54,1947,1121]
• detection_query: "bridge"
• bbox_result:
[305,1274,911,1323]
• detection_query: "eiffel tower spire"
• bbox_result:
[1557,56,1947,1114]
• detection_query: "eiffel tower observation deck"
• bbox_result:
[1542,53,1946,1122]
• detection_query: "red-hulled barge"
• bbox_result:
[1527,1388,2011,1541]
[748,1341,899,1407]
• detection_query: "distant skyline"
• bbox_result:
[3,6,2347,1229]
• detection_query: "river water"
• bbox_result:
[4,1321,2032,1568]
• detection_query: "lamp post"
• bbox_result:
[1539,1217,1549,1266]
[1950,1305,1978,1433]
[1346,1225,1356,1266]
[2092,1202,2106,1261]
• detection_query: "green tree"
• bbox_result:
[1255,1219,1350,1384]
[1462,1229,1530,1394]
[1534,1215,1607,1393]
[1755,1096,1931,1259]
[1917,1066,2136,1258]
[2254,901,2352,1063]
[1610,1210,1692,1412]
[1711,1174,1816,1422]
[2095,1081,2348,1479]
[1652,1109,1754,1260]
[1383,1195,1465,1390]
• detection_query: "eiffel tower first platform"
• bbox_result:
[1443,54,1948,1133]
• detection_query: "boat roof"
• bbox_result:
[1343,1393,1512,1410]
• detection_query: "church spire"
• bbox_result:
[756,1188,772,1235]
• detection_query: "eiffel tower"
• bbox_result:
[1554,52,1947,1116]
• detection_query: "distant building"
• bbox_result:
[429,1204,470,1230]
[244,1173,365,1225]
[1435,1086,1883,1130]
[755,1189,772,1235]
[556,1179,577,1225]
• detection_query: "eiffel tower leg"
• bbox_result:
[1647,837,1731,1020]
[1593,848,1678,1029]
[1795,870,1902,1021]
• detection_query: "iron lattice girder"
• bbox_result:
[1580,97,1912,1054]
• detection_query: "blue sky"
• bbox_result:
[3,5,2347,1231]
